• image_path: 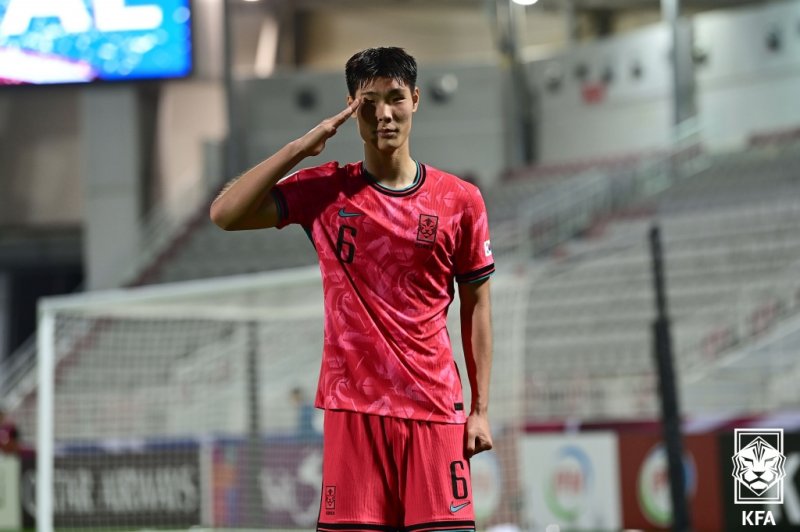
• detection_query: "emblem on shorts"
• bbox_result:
[325,485,336,514]
[450,501,471,513]
[417,214,438,246]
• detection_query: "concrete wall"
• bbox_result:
[300,4,567,69]
[528,0,800,163]
[153,0,227,212]
[155,82,226,212]
[694,0,800,150]
[529,23,674,163]
[0,89,83,227]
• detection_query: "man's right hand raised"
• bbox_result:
[210,99,360,231]
[297,99,360,157]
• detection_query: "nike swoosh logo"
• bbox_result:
[338,208,363,218]
[449,501,470,513]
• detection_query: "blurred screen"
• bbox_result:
[0,0,192,85]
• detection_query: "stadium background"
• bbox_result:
[1,0,800,530]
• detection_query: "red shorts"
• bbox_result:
[317,410,475,532]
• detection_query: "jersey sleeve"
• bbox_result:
[269,163,339,229]
[454,188,495,283]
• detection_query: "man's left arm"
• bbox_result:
[459,278,493,458]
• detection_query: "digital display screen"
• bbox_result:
[0,0,192,85]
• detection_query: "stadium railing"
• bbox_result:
[489,141,709,259]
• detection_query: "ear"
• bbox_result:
[347,95,357,118]
[412,86,420,112]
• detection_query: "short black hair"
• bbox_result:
[345,47,418,97]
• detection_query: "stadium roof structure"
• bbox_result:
[288,0,766,11]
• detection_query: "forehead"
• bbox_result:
[356,77,413,96]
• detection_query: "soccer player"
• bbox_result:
[211,47,494,531]
[0,407,20,454]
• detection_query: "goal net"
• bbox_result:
[27,265,533,531]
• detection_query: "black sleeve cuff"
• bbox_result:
[455,263,495,283]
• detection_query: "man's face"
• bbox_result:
[348,77,419,153]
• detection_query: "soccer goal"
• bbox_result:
[31,265,530,531]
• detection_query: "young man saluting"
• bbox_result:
[211,47,494,531]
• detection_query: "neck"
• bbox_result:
[363,145,417,189]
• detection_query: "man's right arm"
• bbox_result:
[210,99,360,231]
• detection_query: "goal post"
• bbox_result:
[34,266,326,531]
[36,309,55,532]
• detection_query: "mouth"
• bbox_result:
[376,129,398,138]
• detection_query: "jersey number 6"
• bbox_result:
[336,225,357,263]
[450,460,469,500]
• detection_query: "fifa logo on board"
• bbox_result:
[732,428,786,526]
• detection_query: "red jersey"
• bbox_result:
[271,161,494,423]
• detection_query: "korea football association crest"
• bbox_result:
[732,428,787,527]
[324,485,336,515]
[416,214,439,248]
[732,428,786,505]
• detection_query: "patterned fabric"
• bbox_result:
[318,410,476,529]
[272,161,494,423]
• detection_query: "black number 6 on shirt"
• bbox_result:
[336,225,357,263]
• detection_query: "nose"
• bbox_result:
[374,101,392,123]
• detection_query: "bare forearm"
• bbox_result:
[211,100,359,230]
[210,140,305,229]
[460,285,493,415]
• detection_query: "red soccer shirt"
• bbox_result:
[272,161,494,423]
